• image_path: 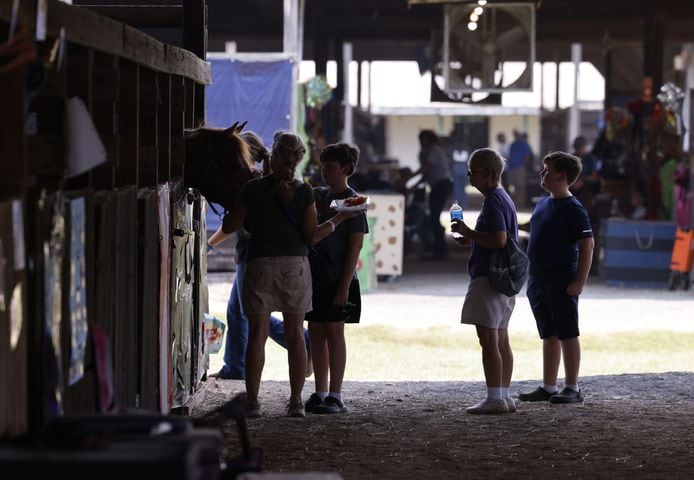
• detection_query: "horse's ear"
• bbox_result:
[235,121,248,133]
[223,122,239,137]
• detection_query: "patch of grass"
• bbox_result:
[208,321,694,382]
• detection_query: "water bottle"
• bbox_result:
[450,200,463,221]
[450,200,463,238]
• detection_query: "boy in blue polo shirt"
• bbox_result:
[519,151,594,404]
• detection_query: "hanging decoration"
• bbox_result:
[656,82,686,135]
[305,75,332,109]
[656,82,685,113]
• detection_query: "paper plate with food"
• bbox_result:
[330,195,370,212]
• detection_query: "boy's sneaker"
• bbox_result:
[465,398,509,415]
[313,396,348,414]
[245,400,261,418]
[549,387,584,404]
[304,393,323,413]
[287,400,306,418]
[505,397,517,413]
[518,386,556,402]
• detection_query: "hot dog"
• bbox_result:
[344,195,367,206]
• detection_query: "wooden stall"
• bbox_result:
[0,1,212,438]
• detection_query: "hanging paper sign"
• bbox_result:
[36,0,47,41]
[57,27,66,71]
[0,238,6,313]
[12,200,25,271]
[65,97,108,177]
[10,283,22,349]
[8,0,19,42]
[44,199,66,417]
[68,197,88,386]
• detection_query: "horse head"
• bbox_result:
[184,122,257,213]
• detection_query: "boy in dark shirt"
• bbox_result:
[519,152,594,404]
[305,142,368,415]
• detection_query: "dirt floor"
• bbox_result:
[197,372,694,479]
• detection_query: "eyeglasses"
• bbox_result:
[467,168,486,177]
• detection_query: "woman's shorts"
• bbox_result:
[242,256,312,315]
[305,277,361,324]
[461,276,515,329]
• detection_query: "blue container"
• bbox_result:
[601,219,676,288]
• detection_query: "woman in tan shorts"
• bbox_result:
[209,131,355,418]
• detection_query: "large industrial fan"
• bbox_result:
[442,2,535,93]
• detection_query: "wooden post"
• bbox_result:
[116,62,139,187]
[171,75,186,178]
[604,48,613,109]
[644,12,666,95]
[357,60,363,110]
[65,47,94,191]
[183,0,207,127]
[91,53,120,190]
[184,78,196,130]
[158,73,172,183]
[313,11,328,76]
[138,68,159,187]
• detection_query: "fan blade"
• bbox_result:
[496,25,527,50]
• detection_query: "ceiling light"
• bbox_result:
[474,6,484,15]
[467,21,478,31]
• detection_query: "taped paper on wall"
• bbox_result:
[65,97,107,178]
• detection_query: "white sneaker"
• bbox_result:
[245,400,261,418]
[466,398,510,415]
[505,397,517,413]
[287,400,306,418]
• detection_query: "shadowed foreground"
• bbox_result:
[198,372,694,479]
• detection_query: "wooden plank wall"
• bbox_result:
[138,188,161,411]
[0,1,211,437]
[94,192,116,355]
[113,187,139,408]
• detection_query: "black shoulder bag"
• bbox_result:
[488,234,530,297]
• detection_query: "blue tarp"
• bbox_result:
[205,58,293,231]
[205,58,293,148]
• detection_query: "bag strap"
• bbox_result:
[274,191,315,252]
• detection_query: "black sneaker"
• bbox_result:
[312,396,348,414]
[518,386,557,402]
[304,393,323,413]
[549,387,584,404]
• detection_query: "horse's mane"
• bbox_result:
[185,127,254,171]
[184,124,257,212]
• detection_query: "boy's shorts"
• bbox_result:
[461,276,515,329]
[305,277,361,324]
[526,273,579,339]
